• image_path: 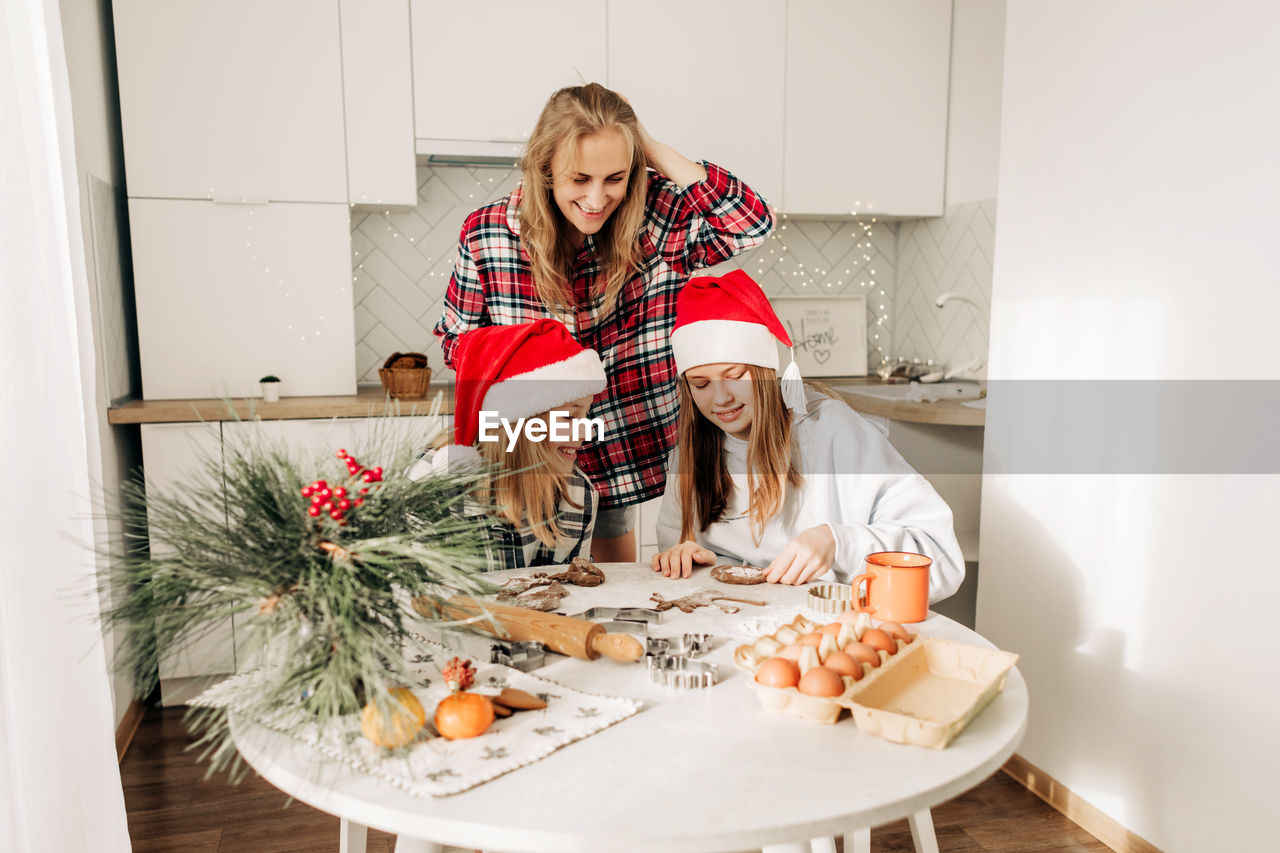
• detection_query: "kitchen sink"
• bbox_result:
[828,381,986,402]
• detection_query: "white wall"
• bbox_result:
[979,3,1280,851]
[58,0,142,728]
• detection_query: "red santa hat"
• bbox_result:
[670,269,806,412]
[436,319,606,470]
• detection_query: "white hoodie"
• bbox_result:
[656,389,965,603]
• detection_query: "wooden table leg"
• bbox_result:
[908,808,940,853]
[392,837,443,853]
[843,827,871,853]
[339,818,367,853]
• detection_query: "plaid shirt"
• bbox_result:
[487,466,597,570]
[434,162,775,509]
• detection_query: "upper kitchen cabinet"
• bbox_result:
[410,0,607,158]
[785,0,952,216]
[608,1,785,207]
[113,0,348,202]
[129,199,357,400]
[340,0,417,208]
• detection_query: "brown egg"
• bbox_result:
[797,632,824,647]
[844,641,882,668]
[820,622,843,636]
[755,657,801,689]
[822,650,864,680]
[797,665,846,697]
[861,628,897,655]
[777,643,805,661]
[880,621,913,643]
[835,610,860,626]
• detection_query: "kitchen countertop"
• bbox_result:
[106,378,983,427]
[106,383,455,424]
[825,379,986,427]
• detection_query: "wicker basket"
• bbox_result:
[377,352,432,400]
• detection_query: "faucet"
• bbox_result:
[933,292,988,380]
[935,291,984,310]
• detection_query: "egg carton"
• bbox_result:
[844,637,1018,748]
[733,611,874,673]
[736,611,897,725]
[738,613,1018,747]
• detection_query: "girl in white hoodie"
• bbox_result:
[651,271,964,601]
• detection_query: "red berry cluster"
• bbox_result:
[442,657,476,692]
[299,449,383,526]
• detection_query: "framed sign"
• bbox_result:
[770,295,867,377]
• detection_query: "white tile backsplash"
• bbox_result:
[894,199,996,373]
[351,164,918,380]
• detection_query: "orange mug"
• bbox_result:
[852,552,931,624]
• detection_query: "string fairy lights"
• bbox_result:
[752,204,891,372]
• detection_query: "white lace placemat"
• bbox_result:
[193,651,643,797]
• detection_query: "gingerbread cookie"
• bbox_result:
[710,564,768,585]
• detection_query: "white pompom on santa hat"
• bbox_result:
[670,269,806,413]
[431,318,607,473]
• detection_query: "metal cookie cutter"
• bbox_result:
[645,653,719,689]
[807,583,853,615]
[566,606,665,636]
[489,640,546,672]
[645,633,715,658]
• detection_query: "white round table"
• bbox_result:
[231,563,1027,853]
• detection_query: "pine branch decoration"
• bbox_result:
[101,417,497,775]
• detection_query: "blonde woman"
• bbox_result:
[651,271,965,599]
[434,83,775,563]
[416,319,605,569]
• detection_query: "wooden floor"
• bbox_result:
[121,706,1111,853]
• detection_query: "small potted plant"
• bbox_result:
[259,375,281,403]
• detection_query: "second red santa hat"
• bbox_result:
[445,318,605,455]
[670,269,806,412]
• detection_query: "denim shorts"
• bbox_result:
[593,504,637,538]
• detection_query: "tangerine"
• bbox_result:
[434,691,495,740]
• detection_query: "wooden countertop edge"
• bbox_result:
[106,379,984,427]
[107,385,455,424]
[835,390,986,426]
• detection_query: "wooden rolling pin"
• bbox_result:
[413,595,644,663]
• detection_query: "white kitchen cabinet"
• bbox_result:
[784,0,953,216]
[140,422,235,704]
[340,0,418,207]
[635,496,664,564]
[607,1,786,207]
[112,0,347,203]
[129,198,356,400]
[410,0,607,157]
[221,416,446,468]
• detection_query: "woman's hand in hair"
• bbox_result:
[766,525,837,585]
[651,540,717,579]
[617,94,707,188]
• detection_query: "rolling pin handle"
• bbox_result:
[590,632,645,663]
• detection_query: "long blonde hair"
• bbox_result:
[677,365,804,544]
[477,424,580,548]
[520,83,650,317]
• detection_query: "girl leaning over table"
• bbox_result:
[413,319,605,570]
[651,270,965,600]
[433,82,775,563]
